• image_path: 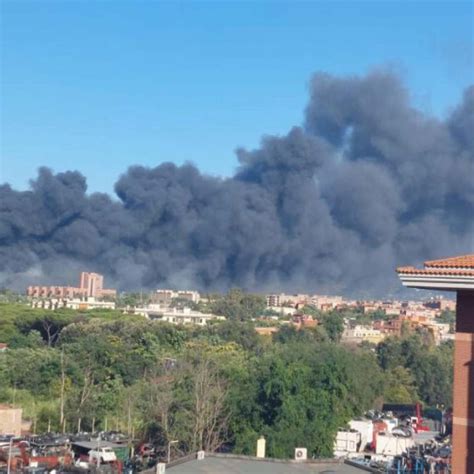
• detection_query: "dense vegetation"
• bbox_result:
[0,296,453,459]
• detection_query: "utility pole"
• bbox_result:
[6,437,13,474]
[127,397,132,435]
[60,349,66,431]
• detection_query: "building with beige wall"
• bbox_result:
[143,307,223,326]
[265,293,310,308]
[0,404,22,437]
[152,289,200,305]
[31,297,116,311]
[342,325,386,344]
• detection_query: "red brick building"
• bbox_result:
[398,254,474,473]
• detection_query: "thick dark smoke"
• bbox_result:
[1,71,473,296]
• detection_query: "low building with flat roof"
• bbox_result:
[31,297,116,311]
[342,325,386,344]
[144,307,224,326]
[145,453,367,474]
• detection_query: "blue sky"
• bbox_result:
[1,1,473,195]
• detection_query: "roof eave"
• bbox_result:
[398,273,474,292]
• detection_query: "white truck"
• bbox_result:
[88,446,117,464]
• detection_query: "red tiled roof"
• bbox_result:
[424,254,474,269]
[397,266,474,277]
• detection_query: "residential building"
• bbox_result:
[27,285,84,299]
[342,325,386,344]
[30,297,116,311]
[424,297,456,312]
[27,272,116,300]
[266,305,296,316]
[401,308,438,319]
[360,301,382,314]
[151,289,175,305]
[176,290,200,303]
[151,289,200,305]
[63,298,116,311]
[373,319,402,336]
[291,314,318,329]
[266,293,282,307]
[371,314,450,344]
[145,307,223,326]
[79,272,116,298]
[133,304,167,317]
[266,293,311,308]
[310,295,344,311]
[397,254,474,473]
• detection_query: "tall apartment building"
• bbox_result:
[80,272,103,297]
[266,293,282,307]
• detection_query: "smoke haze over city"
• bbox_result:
[1,70,473,296]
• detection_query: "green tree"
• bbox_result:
[230,341,384,458]
[384,366,419,403]
[438,310,455,332]
[211,289,266,321]
[376,334,453,407]
[319,311,345,343]
[213,320,262,352]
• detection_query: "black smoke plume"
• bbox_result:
[1,71,473,296]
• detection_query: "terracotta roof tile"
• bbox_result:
[396,266,474,277]
[424,254,474,269]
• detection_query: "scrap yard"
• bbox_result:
[335,404,452,473]
[0,404,453,474]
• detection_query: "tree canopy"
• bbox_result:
[0,299,453,458]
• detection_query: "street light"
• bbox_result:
[167,440,178,463]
